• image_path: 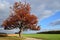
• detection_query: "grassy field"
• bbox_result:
[0,34,60,40]
[23,34,60,40]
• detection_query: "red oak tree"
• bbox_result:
[2,2,40,37]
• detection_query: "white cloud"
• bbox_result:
[0,28,19,33]
[0,3,5,10]
[25,0,60,21]
[39,10,53,20]
[48,19,60,26]
[0,0,10,25]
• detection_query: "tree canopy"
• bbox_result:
[2,2,40,31]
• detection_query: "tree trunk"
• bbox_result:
[19,28,23,38]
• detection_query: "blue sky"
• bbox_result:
[0,0,60,34]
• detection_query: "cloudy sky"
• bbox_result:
[0,0,60,33]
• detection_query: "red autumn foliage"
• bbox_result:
[2,2,40,31]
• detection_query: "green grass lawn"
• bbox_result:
[23,34,60,40]
[0,34,60,40]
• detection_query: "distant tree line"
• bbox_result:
[0,32,7,37]
[37,30,60,34]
